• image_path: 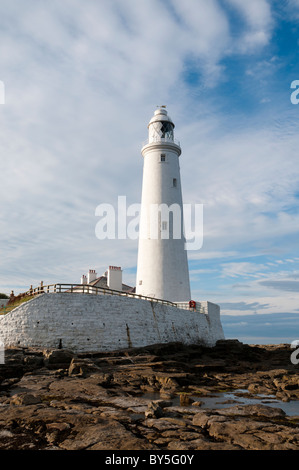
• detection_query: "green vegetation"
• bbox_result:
[0,293,9,299]
[0,295,33,315]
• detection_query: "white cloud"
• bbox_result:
[220,262,267,279]
[227,0,272,28]
[213,260,299,316]
[0,0,296,299]
[225,0,273,51]
[286,0,299,17]
[179,110,299,261]
[170,0,230,75]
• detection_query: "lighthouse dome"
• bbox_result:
[148,106,175,127]
[148,106,175,143]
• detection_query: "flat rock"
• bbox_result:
[215,404,286,418]
[0,341,298,450]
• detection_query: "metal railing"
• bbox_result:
[142,136,181,147]
[176,301,205,314]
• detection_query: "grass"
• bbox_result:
[0,295,35,315]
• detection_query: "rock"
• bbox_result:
[68,358,100,377]
[208,419,267,449]
[24,355,44,368]
[0,349,25,379]
[45,422,71,445]
[59,421,156,450]
[144,418,181,431]
[5,348,25,365]
[156,375,180,391]
[0,377,20,389]
[0,342,298,450]
[46,422,71,432]
[215,404,286,418]
[154,399,173,408]
[276,391,291,402]
[0,430,14,438]
[193,412,226,428]
[160,391,176,399]
[10,393,41,406]
[248,383,260,393]
[43,349,74,369]
[179,394,194,406]
[191,400,202,407]
[96,373,113,387]
[145,401,164,418]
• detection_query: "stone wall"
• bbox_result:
[0,293,224,352]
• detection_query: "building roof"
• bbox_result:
[89,276,135,293]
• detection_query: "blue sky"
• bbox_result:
[0,0,299,343]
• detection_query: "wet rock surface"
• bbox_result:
[0,340,298,450]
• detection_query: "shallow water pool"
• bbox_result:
[143,390,299,416]
[196,389,299,416]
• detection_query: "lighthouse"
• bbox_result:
[136,106,191,302]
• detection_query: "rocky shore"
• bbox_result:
[0,340,298,451]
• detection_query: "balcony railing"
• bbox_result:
[142,136,180,147]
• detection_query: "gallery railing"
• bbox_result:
[142,136,180,147]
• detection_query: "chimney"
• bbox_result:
[107,266,122,291]
[81,275,87,285]
[87,269,97,284]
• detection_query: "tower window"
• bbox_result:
[173,178,177,187]
[160,154,166,162]
[139,280,142,285]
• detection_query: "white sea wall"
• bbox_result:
[0,293,224,352]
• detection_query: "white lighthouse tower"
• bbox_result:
[136,106,191,302]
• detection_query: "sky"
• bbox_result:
[0,0,299,344]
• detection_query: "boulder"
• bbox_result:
[10,393,41,406]
[179,393,194,406]
[68,358,101,377]
[43,349,74,369]
[145,401,164,418]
